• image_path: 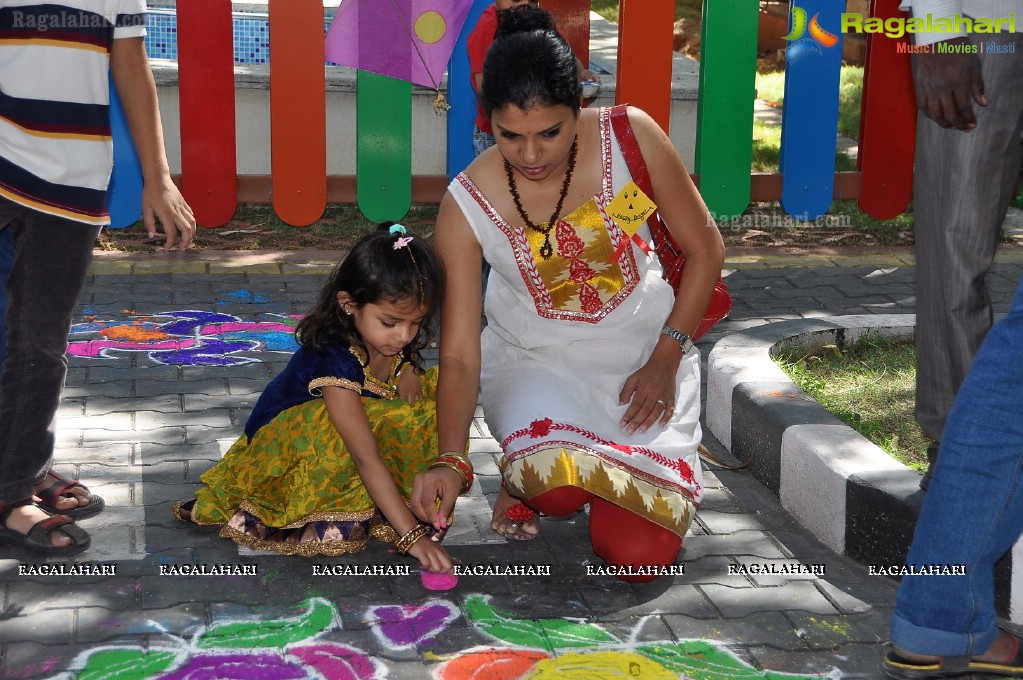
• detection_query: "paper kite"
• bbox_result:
[325,0,473,90]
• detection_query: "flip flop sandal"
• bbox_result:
[36,471,105,519]
[0,500,91,556]
[500,503,539,541]
[883,631,1023,679]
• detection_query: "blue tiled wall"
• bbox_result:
[146,11,178,61]
[144,9,336,64]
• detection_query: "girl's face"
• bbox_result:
[491,103,578,183]
[337,293,427,358]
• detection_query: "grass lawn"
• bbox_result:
[774,335,930,472]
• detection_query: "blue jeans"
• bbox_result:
[891,275,1023,656]
[0,198,101,504]
[0,225,12,368]
[472,126,495,157]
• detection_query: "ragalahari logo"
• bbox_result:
[784,3,840,62]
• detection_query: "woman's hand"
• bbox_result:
[396,366,423,404]
[407,533,455,572]
[618,354,679,435]
[410,466,462,532]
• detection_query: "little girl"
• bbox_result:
[174,224,464,573]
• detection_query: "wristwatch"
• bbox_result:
[660,326,693,355]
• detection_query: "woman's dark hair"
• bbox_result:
[295,222,443,370]
[480,5,581,117]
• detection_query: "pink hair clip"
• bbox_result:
[389,223,412,249]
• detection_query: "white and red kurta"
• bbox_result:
[447,107,703,537]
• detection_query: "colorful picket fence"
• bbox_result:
[108,0,915,227]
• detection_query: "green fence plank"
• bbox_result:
[357,71,412,223]
[695,0,758,220]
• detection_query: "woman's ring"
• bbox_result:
[656,399,666,408]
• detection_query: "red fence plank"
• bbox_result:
[857,0,916,218]
[177,0,237,227]
[543,0,590,67]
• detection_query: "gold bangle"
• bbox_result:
[439,450,471,465]
[395,524,429,555]
[431,460,469,494]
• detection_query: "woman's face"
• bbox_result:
[491,103,578,183]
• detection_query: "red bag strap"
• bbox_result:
[607,105,681,261]
[608,104,653,198]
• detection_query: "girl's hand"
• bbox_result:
[618,356,678,435]
[410,467,462,532]
[407,534,454,572]
[396,366,423,404]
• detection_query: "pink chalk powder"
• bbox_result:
[420,567,458,591]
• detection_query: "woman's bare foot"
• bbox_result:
[490,487,540,541]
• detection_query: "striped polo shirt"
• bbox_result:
[0,0,146,225]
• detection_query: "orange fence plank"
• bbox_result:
[616,0,674,129]
[857,0,915,218]
[177,0,237,227]
[269,0,327,226]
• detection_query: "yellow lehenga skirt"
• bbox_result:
[177,367,440,556]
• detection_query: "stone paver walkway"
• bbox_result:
[3,247,1022,679]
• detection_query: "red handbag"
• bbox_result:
[608,105,732,340]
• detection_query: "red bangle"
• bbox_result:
[434,454,474,494]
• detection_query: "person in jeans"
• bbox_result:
[884,274,1023,678]
[0,1,194,556]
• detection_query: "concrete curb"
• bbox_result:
[707,315,922,565]
[706,314,1023,620]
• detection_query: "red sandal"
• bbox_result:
[0,499,91,556]
[35,471,105,519]
[494,480,539,541]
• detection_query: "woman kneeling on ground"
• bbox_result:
[411,6,724,582]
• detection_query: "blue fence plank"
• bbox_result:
[446,0,490,178]
[779,0,844,219]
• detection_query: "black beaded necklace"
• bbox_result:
[503,138,578,260]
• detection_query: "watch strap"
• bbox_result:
[660,326,693,354]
